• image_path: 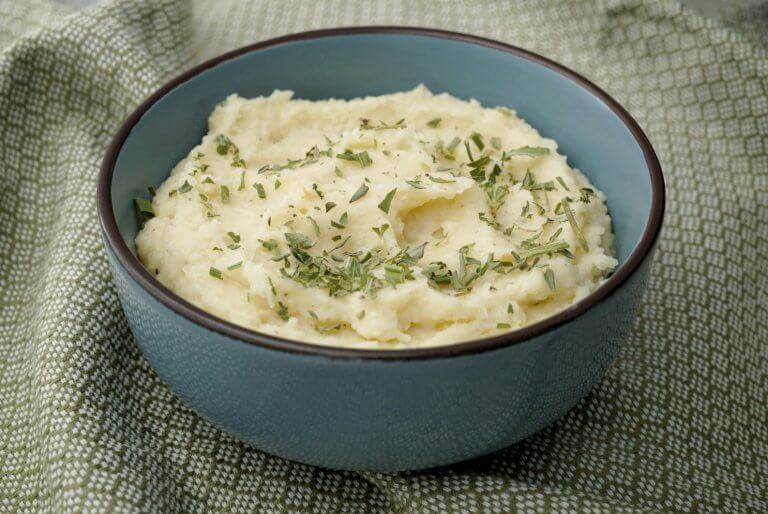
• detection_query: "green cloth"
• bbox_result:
[0,0,766,511]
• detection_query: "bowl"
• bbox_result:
[96,27,664,472]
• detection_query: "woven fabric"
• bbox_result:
[0,0,766,512]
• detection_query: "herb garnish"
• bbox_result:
[378,188,397,213]
[544,268,556,291]
[446,136,461,153]
[350,183,369,202]
[428,175,455,184]
[285,232,314,250]
[505,146,550,157]
[215,134,234,155]
[178,181,193,194]
[470,132,485,151]
[308,216,321,236]
[209,267,223,280]
[330,212,348,229]
[260,238,278,251]
[360,118,406,130]
[337,149,373,167]
[254,182,266,199]
[427,117,442,128]
[276,302,290,321]
[135,198,154,222]
[561,199,588,251]
[372,224,389,237]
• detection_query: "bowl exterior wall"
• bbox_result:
[106,244,654,472]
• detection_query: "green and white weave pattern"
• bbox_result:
[0,0,766,512]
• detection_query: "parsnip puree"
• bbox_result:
[135,86,617,348]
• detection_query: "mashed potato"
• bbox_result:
[136,86,617,349]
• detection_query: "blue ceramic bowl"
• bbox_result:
[97,27,664,472]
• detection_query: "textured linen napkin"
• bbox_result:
[0,0,766,512]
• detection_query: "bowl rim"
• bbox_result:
[97,26,665,361]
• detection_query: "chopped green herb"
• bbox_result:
[209,267,223,280]
[497,323,511,329]
[220,185,230,203]
[274,178,282,190]
[308,216,321,236]
[254,182,266,199]
[378,188,397,213]
[227,232,240,244]
[325,202,337,212]
[350,183,369,202]
[312,183,324,199]
[260,238,278,251]
[579,188,595,203]
[147,186,156,197]
[544,268,556,291]
[178,181,193,194]
[356,310,366,320]
[372,224,390,237]
[428,175,455,184]
[507,303,514,314]
[470,132,485,151]
[227,261,243,271]
[556,176,570,191]
[446,136,461,153]
[330,212,348,229]
[238,170,246,191]
[329,235,351,252]
[506,146,550,157]
[464,154,490,183]
[203,176,214,184]
[490,137,502,150]
[406,179,426,189]
[334,166,343,177]
[518,240,570,260]
[360,118,406,130]
[276,302,290,321]
[521,169,535,190]
[215,134,234,155]
[285,232,315,250]
[135,198,154,222]
[337,149,373,167]
[485,184,509,212]
[561,200,589,251]
[426,117,442,128]
[464,141,475,162]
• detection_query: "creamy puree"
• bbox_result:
[136,86,617,349]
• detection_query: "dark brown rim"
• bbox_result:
[97,26,665,361]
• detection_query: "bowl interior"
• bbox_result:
[109,30,655,291]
